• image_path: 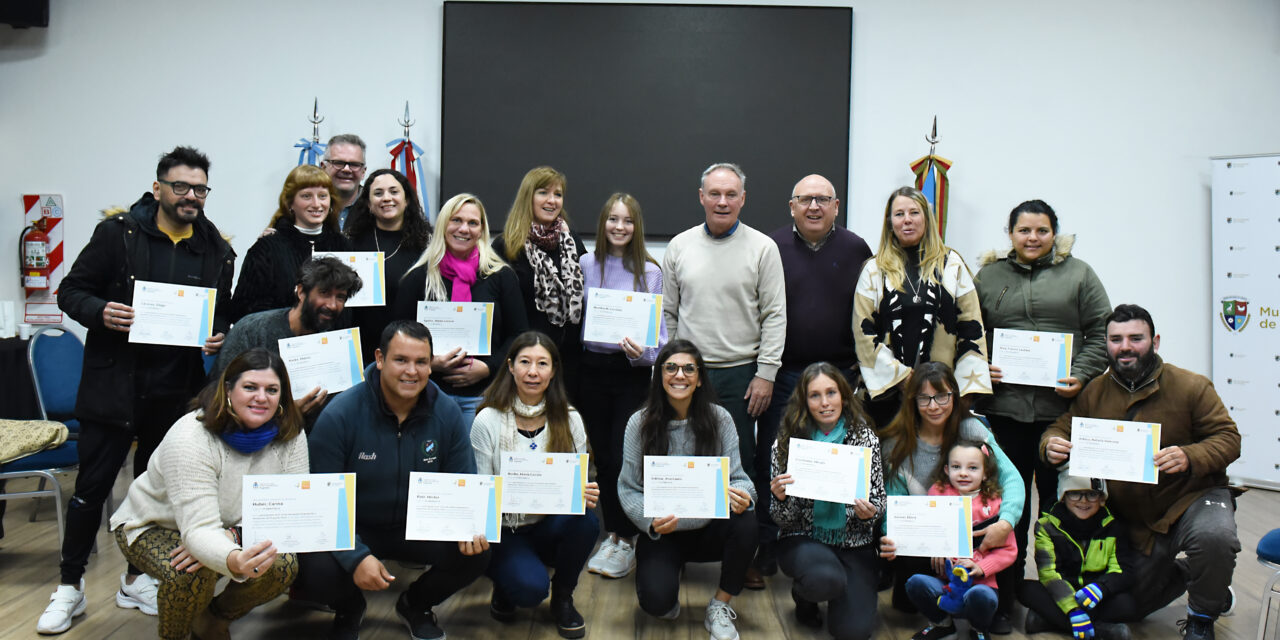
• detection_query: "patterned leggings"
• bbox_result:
[114,527,297,639]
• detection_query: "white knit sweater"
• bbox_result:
[109,411,310,577]
[470,406,587,529]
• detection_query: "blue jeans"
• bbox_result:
[487,512,599,607]
[447,393,480,431]
[905,573,999,631]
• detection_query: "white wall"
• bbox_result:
[3,0,1278,375]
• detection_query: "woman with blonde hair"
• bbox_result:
[492,167,586,399]
[579,192,667,578]
[395,193,528,425]
[853,186,991,428]
[229,165,348,321]
[109,348,309,639]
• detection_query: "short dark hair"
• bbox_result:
[1106,303,1155,337]
[378,320,433,358]
[156,146,210,179]
[1008,199,1059,233]
[296,256,363,301]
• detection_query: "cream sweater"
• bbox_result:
[109,411,310,577]
[661,223,786,380]
[471,406,587,529]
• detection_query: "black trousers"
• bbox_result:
[779,537,879,640]
[634,512,758,616]
[985,414,1059,614]
[296,526,490,613]
[1018,579,1139,625]
[576,351,649,538]
[60,393,187,584]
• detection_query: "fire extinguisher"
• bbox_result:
[20,217,50,297]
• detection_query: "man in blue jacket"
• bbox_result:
[301,320,489,640]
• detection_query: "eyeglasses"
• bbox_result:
[791,195,835,207]
[1065,490,1103,503]
[158,180,211,198]
[661,362,698,376]
[915,391,954,408]
[323,160,366,171]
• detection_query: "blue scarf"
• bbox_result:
[221,421,279,455]
[811,418,847,537]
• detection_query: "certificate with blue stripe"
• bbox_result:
[1069,417,1161,484]
[885,495,974,559]
[242,473,357,553]
[991,328,1073,388]
[500,452,589,515]
[277,328,364,399]
[583,288,663,348]
[416,301,495,355]
[785,439,872,504]
[128,280,217,347]
[642,455,730,519]
[405,472,503,543]
[313,251,386,307]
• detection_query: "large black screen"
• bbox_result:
[441,2,851,238]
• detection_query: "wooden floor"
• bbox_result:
[1,467,1275,639]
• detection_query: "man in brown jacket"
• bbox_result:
[1041,304,1240,640]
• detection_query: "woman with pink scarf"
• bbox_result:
[395,193,528,426]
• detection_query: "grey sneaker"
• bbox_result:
[705,599,739,640]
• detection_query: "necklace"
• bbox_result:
[373,227,405,261]
[904,274,924,304]
[513,397,546,418]
[517,425,546,450]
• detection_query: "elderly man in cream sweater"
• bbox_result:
[662,162,786,586]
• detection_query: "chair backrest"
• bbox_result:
[28,325,84,421]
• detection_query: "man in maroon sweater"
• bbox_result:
[754,174,872,586]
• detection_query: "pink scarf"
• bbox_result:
[439,247,480,302]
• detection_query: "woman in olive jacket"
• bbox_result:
[973,199,1111,625]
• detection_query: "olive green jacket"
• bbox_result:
[974,235,1111,422]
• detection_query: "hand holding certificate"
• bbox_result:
[313,251,385,307]
[885,495,973,559]
[416,301,494,355]
[128,280,216,347]
[405,472,502,542]
[278,328,364,399]
[500,452,589,515]
[991,328,1073,388]
[642,455,730,519]
[583,288,663,348]
[784,439,872,504]
[242,473,356,553]
[1069,417,1161,484]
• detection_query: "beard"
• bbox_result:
[299,298,338,333]
[1109,347,1158,383]
[159,197,202,224]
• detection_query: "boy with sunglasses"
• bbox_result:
[1019,469,1136,640]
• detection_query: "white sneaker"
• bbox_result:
[36,580,86,635]
[599,537,636,578]
[705,599,739,640]
[1221,585,1236,617]
[116,572,158,616]
[587,537,617,574]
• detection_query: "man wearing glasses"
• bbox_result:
[321,133,367,230]
[755,174,872,578]
[661,162,786,588]
[38,146,235,635]
[1041,304,1240,640]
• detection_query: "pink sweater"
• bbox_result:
[927,484,1018,589]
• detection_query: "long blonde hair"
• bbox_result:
[876,186,948,289]
[408,193,509,301]
[501,166,568,261]
[592,192,658,291]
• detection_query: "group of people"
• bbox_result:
[30,142,1241,640]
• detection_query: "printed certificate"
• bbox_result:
[1069,417,1161,484]
[278,328,364,399]
[885,495,973,559]
[785,438,872,504]
[642,455,730,519]
[500,452,588,515]
[991,328,1073,388]
[241,473,356,553]
[582,288,662,348]
[313,251,385,307]
[405,472,502,543]
[128,280,216,347]
[416,301,494,355]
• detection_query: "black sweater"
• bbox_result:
[229,222,348,322]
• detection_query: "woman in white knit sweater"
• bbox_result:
[109,348,309,640]
[472,331,600,639]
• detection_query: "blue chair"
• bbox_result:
[0,436,78,547]
[1259,528,1280,640]
[28,324,84,439]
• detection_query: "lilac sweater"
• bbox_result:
[579,253,667,366]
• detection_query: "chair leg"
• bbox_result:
[29,477,47,522]
[1260,568,1280,640]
